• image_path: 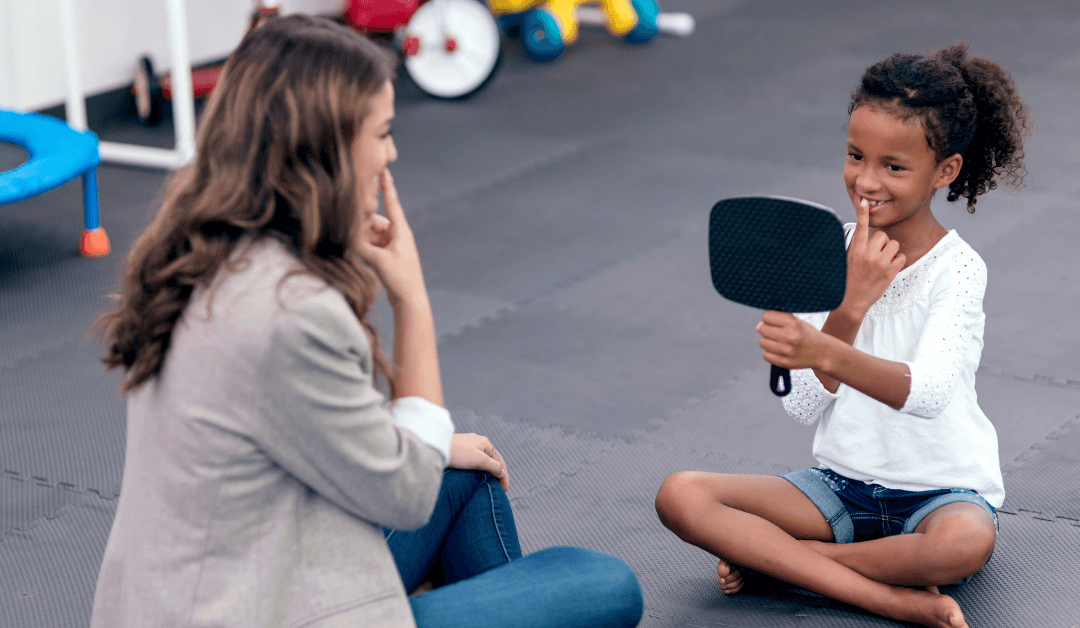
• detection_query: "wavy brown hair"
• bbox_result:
[850,42,1031,212]
[92,15,397,394]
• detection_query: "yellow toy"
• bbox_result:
[489,0,660,62]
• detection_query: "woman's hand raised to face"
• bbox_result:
[357,169,428,308]
[449,433,510,492]
[842,198,906,316]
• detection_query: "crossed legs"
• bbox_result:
[655,472,996,628]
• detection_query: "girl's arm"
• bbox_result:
[760,244,986,413]
[812,308,864,392]
[813,199,906,393]
[760,315,911,409]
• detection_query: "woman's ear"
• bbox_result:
[934,153,963,189]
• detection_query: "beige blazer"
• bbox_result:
[91,239,447,628]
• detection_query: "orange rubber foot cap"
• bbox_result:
[80,227,111,257]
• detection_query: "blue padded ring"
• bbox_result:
[0,109,100,205]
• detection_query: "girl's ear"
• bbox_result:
[934,153,963,189]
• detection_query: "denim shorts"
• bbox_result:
[782,467,998,583]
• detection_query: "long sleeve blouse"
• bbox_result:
[782,227,1004,507]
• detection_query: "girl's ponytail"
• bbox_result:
[851,42,1031,212]
[934,43,1030,211]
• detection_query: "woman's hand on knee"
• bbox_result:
[449,433,509,492]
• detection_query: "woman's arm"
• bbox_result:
[257,295,447,530]
[359,169,444,406]
[359,169,509,489]
[391,292,443,405]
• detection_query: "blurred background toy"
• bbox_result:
[491,0,655,62]
[491,0,691,62]
[346,0,504,99]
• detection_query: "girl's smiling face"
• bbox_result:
[352,80,398,222]
[844,105,961,232]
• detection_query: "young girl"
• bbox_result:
[655,42,1029,628]
[90,16,642,628]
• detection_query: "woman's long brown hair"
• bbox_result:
[92,15,396,394]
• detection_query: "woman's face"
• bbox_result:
[352,80,398,222]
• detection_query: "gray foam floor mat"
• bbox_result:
[0,493,117,628]
[439,303,758,435]
[1000,415,1080,522]
[972,371,1080,472]
[4,0,1080,626]
[0,340,126,498]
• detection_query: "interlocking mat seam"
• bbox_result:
[1001,417,1078,475]
[1,470,118,499]
[976,365,1080,389]
[0,479,117,542]
[997,508,1080,529]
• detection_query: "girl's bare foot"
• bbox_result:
[891,585,968,628]
[791,544,967,628]
[716,558,745,595]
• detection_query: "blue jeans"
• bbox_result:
[384,469,643,628]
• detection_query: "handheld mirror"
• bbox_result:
[708,196,847,396]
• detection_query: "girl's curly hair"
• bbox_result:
[850,42,1031,212]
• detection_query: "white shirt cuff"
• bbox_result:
[388,397,454,466]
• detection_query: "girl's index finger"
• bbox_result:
[379,169,405,222]
[852,197,871,245]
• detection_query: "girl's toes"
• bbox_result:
[716,559,738,579]
[720,578,744,595]
[716,559,730,579]
[717,560,745,594]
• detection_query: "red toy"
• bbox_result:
[346,0,419,31]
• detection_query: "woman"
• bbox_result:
[91,15,642,628]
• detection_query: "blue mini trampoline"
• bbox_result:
[0,108,110,257]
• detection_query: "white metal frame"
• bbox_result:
[58,0,196,170]
[576,6,695,37]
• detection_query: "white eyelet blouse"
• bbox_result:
[783,226,1004,507]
